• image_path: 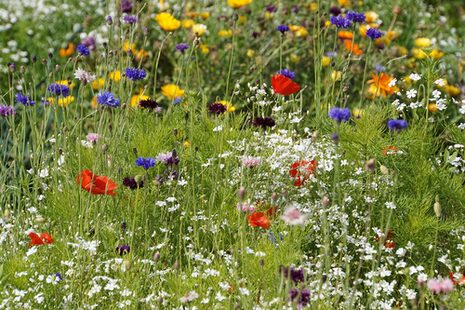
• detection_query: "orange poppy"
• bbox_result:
[247,212,270,229]
[367,73,397,97]
[59,43,75,58]
[289,160,317,187]
[343,40,363,56]
[29,232,54,246]
[77,169,117,196]
[338,31,354,40]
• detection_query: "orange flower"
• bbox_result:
[289,160,317,187]
[29,232,54,246]
[382,145,400,156]
[247,212,270,229]
[367,73,397,97]
[338,31,354,40]
[77,169,117,196]
[59,43,75,57]
[343,40,363,56]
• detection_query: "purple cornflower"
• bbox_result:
[123,14,138,24]
[0,105,16,116]
[375,64,386,73]
[208,102,227,115]
[116,244,130,256]
[328,107,351,123]
[123,177,144,189]
[366,28,383,40]
[330,15,352,28]
[289,288,311,308]
[387,119,407,131]
[81,36,96,51]
[265,4,277,13]
[281,266,305,284]
[346,11,366,23]
[120,0,133,13]
[176,43,189,53]
[252,117,276,129]
[278,69,295,80]
[136,157,156,170]
[106,15,113,25]
[125,67,147,81]
[156,151,180,166]
[47,83,70,96]
[276,24,290,34]
[15,92,35,106]
[97,91,120,107]
[77,44,90,56]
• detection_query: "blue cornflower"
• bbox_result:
[176,43,189,53]
[97,91,120,107]
[366,28,383,40]
[47,83,70,96]
[15,92,35,106]
[276,24,290,34]
[375,64,386,73]
[125,67,147,81]
[328,107,351,123]
[387,119,407,131]
[346,11,366,23]
[136,157,156,170]
[0,105,15,116]
[77,44,90,56]
[330,15,352,29]
[278,69,295,80]
[123,14,138,24]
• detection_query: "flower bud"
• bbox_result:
[238,186,245,200]
[321,196,330,207]
[433,195,441,218]
[365,158,376,173]
[380,165,389,175]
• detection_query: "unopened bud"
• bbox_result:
[238,187,245,200]
[153,252,161,262]
[365,158,376,173]
[311,130,319,142]
[321,196,330,207]
[433,195,441,218]
[35,215,45,223]
[380,165,389,175]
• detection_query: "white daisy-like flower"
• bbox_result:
[74,68,96,84]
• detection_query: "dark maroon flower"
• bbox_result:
[123,177,144,189]
[116,244,130,255]
[281,266,305,284]
[252,117,275,129]
[208,102,227,115]
[329,6,341,16]
[139,99,159,109]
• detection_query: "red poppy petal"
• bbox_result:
[29,232,44,246]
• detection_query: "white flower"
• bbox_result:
[280,206,307,225]
[432,89,442,99]
[388,78,397,87]
[239,287,250,296]
[406,89,417,99]
[215,292,226,302]
[241,156,261,168]
[74,68,96,84]
[180,291,199,303]
[434,79,446,87]
[409,73,421,81]
[213,125,223,132]
[385,202,396,209]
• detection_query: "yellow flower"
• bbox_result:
[338,0,351,7]
[91,96,97,108]
[109,70,121,82]
[414,37,432,48]
[161,84,185,99]
[359,24,368,37]
[324,20,331,28]
[445,85,460,97]
[331,71,342,81]
[199,44,209,54]
[238,15,247,24]
[352,108,364,118]
[365,11,379,23]
[131,94,149,107]
[264,11,273,20]
[290,54,300,63]
[322,56,331,67]
[289,25,308,37]
[123,41,136,53]
[192,23,207,36]
[412,48,428,59]
[185,11,210,19]
[183,140,191,148]
[58,96,74,107]
[246,49,255,58]
[56,80,75,89]
[429,49,444,60]
[218,29,233,38]
[218,100,236,112]
[182,19,195,29]
[309,2,318,12]
[428,103,438,113]
[227,0,252,9]
[155,12,181,32]
[92,78,105,90]
[396,46,408,56]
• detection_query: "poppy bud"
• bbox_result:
[102,144,109,153]
[35,215,45,223]
[173,260,179,270]
[238,186,245,200]
[392,6,401,15]
[433,195,441,218]
[311,130,319,142]
[122,259,131,271]
[3,208,11,220]
[365,158,376,173]
[153,252,161,262]
[321,196,330,207]
[271,192,277,203]
[380,165,389,175]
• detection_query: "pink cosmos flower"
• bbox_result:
[427,278,454,294]
[280,206,307,225]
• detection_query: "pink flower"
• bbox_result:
[427,278,454,294]
[86,133,100,143]
[236,202,255,213]
[242,156,261,168]
[280,206,307,225]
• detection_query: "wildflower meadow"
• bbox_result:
[2,0,465,309]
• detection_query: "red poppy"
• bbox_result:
[29,232,54,246]
[384,240,396,249]
[449,271,465,285]
[289,160,317,187]
[77,169,117,196]
[271,74,301,96]
[247,212,270,229]
[266,206,278,218]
